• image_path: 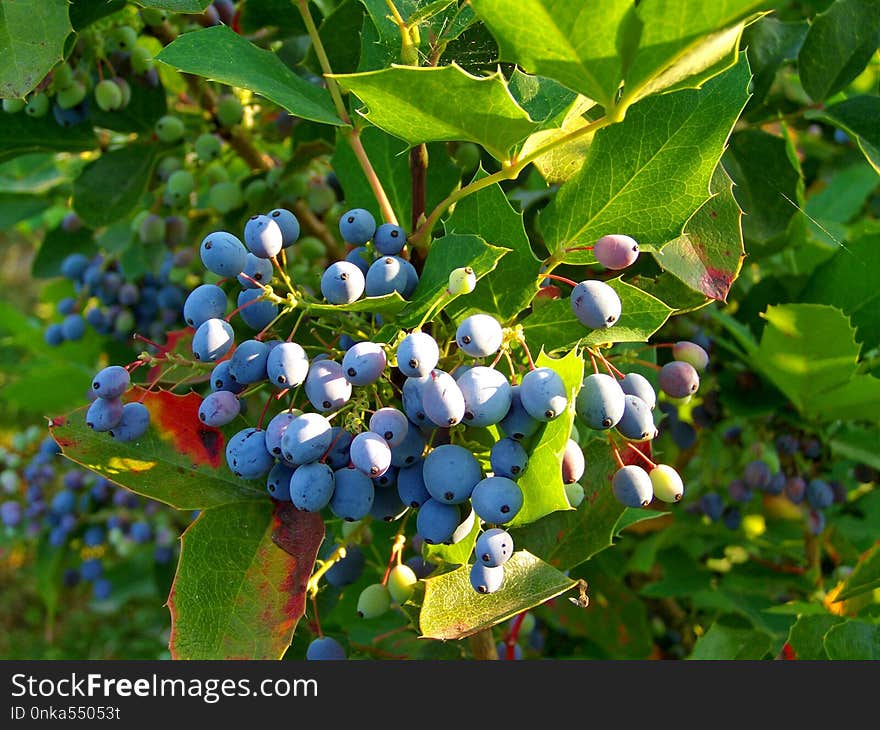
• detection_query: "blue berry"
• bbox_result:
[423,444,482,504]
[396,331,439,378]
[422,369,466,427]
[109,402,151,442]
[350,432,392,477]
[192,318,235,362]
[457,366,512,426]
[369,407,409,448]
[470,562,504,594]
[471,476,523,524]
[519,367,567,422]
[342,341,386,385]
[475,527,513,567]
[236,289,279,330]
[339,208,376,244]
[200,231,247,276]
[268,208,300,248]
[304,359,352,412]
[498,385,540,441]
[244,214,284,258]
[183,285,228,328]
[456,314,504,358]
[237,253,274,289]
[290,462,335,511]
[91,365,130,399]
[612,465,653,507]
[571,280,621,329]
[330,467,375,521]
[280,413,333,465]
[86,397,124,432]
[266,342,309,388]
[490,438,528,479]
[321,261,365,304]
[198,391,241,427]
[266,462,295,501]
[373,223,406,255]
[225,428,273,479]
[306,636,346,660]
[416,499,460,544]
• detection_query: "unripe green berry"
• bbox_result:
[298,236,326,262]
[53,63,75,90]
[356,583,391,619]
[139,213,167,245]
[194,132,222,161]
[447,266,476,295]
[56,81,86,110]
[165,169,195,204]
[216,94,243,127]
[209,181,242,213]
[140,8,168,26]
[156,155,182,182]
[130,209,151,233]
[649,464,684,503]
[155,115,185,143]
[243,179,269,206]
[2,98,26,113]
[306,183,335,213]
[387,564,418,605]
[114,309,135,335]
[131,46,154,75]
[107,26,138,53]
[114,77,132,107]
[204,160,230,184]
[94,79,123,111]
[25,93,50,117]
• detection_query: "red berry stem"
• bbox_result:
[625,442,657,469]
[504,612,527,660]
[540,273,579,288]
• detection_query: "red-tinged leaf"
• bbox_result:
[50,388,264,510]
[168,500,325,660]
[654,166,745,302]
[141,328,196,385]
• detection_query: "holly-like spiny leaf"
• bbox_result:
[157,25,342,126]
[0,0,72,99]
[541,57,751,261]
[410,550,576,640]
[169,500,324,659]
[50,388,266,511]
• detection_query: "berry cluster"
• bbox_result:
[84,365,150,442]
[0,427,183,602]
[46,251,187,348]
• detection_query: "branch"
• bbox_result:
[296,0,399,225]
[468,628,498,660]
[409,112,620,249]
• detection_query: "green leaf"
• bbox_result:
[689,623,773,659]
[520,96,598,183]
[0,111,97,163]
[654,165,745,302]
[31,224,94,278]
[521,278,673,354]
[742,17,809,109]
[424,508,480,566]
[836,544,880,602]
[538,551,654,659]
[72,144,158,228]
[412,550,576,640]
[330,126,460,230]
[50,388,267,511]
[0,153,68,194]
[157,25,341,126]
[169,501,325,659]
[134,1,212,12]
[800,223,880,351]
[541,58,751,260]
[444,169,542,323]
[0,193,47,229]
[723,128,804,252]
[0,0,71,99]
[306,0,364,76]
[752,304,880,422]
[238,0,309,36]
[333,64,540,160]
[396,234,509,329]
[806,164,879,228]
[513,439,657,571]
[812,96,880,174]
[824,620,880,660]
[307,292,409,318]
[797,0,880,102]
[507,349,582,527]
[829,424,880,472]
[623,0,766,104]
[471,0,634,109]
[70,1,127,30]
[786,614,845,659]
[507,69,578,132]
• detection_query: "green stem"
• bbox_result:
[410,113,617,248]
[468,628,498,660]
[296,0,398,225]
[296,0,349,125]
